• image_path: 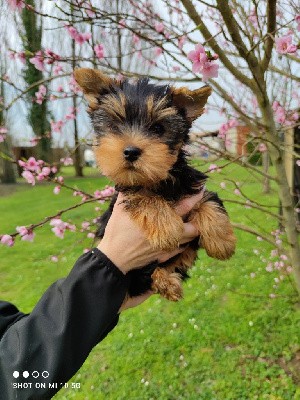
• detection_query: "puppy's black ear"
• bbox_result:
[171,85,211,122]
[74,68,117,110]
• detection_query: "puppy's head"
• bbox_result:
[74,68,211,187]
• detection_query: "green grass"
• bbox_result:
[1,163,300,400]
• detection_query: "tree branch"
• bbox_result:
[261,0,277,72]
[180,0,256,90]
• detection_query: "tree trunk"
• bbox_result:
[22,0,52,163]
[260,99,300,293]
[262,151,270,194]
[71,4,83,177]
[0,137,16,184]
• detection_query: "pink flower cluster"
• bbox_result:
[188,44,219,81]
[34,85,47,105]
[50,218,76,239]
[275,35,298,55]
[51,120,64,133]
[0,234,14,247]
[218,119,238,138]
[16,226,35,242]
[65,25,91,45]
[155,22,164,33]
[272,101,299,125]
[93,186,115,203]
[0,126,7,143]
[29,50,60,72]
[9,51,26,64]
[94,44,105,59]
[7,0,24,10]
[19,157,56,185]
[60,157,73,166]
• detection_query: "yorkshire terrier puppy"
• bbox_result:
[74,68,236,301]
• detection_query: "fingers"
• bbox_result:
[158,246,187,263]
[174,189,204,217]
[180,222,199,244]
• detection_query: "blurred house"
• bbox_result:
[188,125,250,160]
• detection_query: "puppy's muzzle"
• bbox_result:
[123,146,142,162]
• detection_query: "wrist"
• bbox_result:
[97,241,128,275]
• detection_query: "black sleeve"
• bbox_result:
[0,248,129,400]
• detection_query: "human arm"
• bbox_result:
[0,249,128,400]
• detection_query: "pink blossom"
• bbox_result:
[22,170,35,185]
[118,19,126,28]
[44,49,60,64]
[17,52,26,64]
[0,126,7,134]
[16,226,35,242]
[29,51,45,71]
[188,44,219,81]
[41,167,51,176]
[1,234,14,247]
[35,85,47,105]
[50,218,66,239]
[60,157,73,166]
[188,44,207,72]
[178,36,186,50]
[94,44,105,59]
[65,25,91,44]
[296,160,300,166]
[53,65,63,75]
[51,120,64,133]
[296,15,300,32]
[154,47,163,57]
[65,112,76,120]
[94,190,102,198]
[208,164,218,172]
[75,32,92,45]
[173,66,180,72]
[51,166,58,174]
[26,157,40,172]
[234,188,241,196]
[133,34,140,45]
[50,218,76,238]
[155,22,164,33]
[69,76,81,94]
[51,255,58,262]
[7,0,24,10]
[0,134,6,143]
[81,221,90,230]
[53,186,61,195]
[258,143,267,152]
[220,182,226,189]
[218,119,238,138]
[201,62,219,81]
[275,35,298,54]
[87,232,95,239]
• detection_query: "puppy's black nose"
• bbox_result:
[123,146,142,162]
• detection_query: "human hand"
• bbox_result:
[97,191,204,275]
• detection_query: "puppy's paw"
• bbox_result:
[191,200,236,260]
[151,268,183,301]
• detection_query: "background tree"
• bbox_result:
[21,0,51,162]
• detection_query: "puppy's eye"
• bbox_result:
[151,123,165,135]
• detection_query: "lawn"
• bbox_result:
[0,162,300,400]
